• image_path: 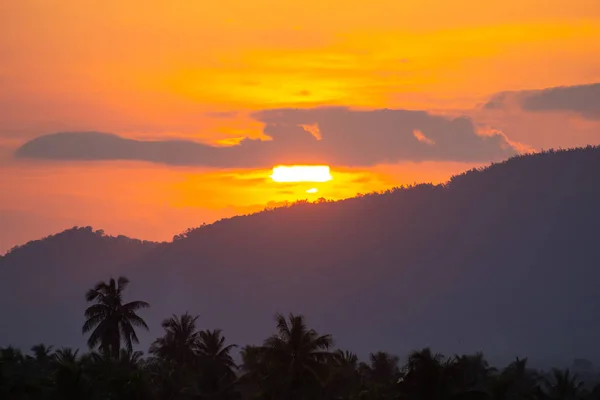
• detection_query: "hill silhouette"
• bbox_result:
[2,146,600,368]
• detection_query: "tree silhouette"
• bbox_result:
[6,303,600,400]
[452,352,496,394]
[53,347,88,400]
[400,347,455,400]
[197,329,237,372]
[359,351,401,400]
[259,313,333,400]
[86,348,149,400]
[82,276,149,358]
[493,357,540,400]
[193,329,238,400]
[29,344,54,363]
[542,369,584,400]
[148,313,202,399]
[239,345,271,400]
[324,350,361,400]
[149,312,200,366]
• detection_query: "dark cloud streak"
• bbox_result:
[484,82,600,120]
[15,107,518,167]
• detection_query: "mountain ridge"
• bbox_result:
[2,146,600,369]
[4,145,597,258]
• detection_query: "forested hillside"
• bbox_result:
[2,147,600,368]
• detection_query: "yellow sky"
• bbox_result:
[1,0,599,252]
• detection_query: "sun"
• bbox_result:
[270,165,332,183]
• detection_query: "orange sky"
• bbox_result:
[1,0,600,253]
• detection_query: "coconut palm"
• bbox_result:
[325,350,361,400]
[493,357,540,400]
[400,348,454,400]
[260,313,333,400]
[86,348,149,400]
[26,344,56,394]
[0,346,37,399]
[53,348,88,400]
[29,344,54,363]
[360,351,401,400]
[239,345,271,400]
[149,312,200,366]
[452,353,496,393]
[0,346,24,364]
[542,368,584,400]
[197,329,237,370]
[82,276,149,358]
[193,329,238,399]
[149,313,204,399]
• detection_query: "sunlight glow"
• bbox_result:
[271,165,332,183]
[306,188,319,194]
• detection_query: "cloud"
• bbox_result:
[15,107,518,167]
[484,83,600,120]
[413,129,435,145]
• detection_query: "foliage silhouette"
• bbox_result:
[82,276,150,358]
[2,277,600,398]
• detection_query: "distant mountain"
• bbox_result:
[0,227,158,349]
[2,147,600,368]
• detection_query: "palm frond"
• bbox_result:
[124,300,150,311]
[84,304,110,319]
[117,276,130,293]
[82,314,105,334]
[125,312,150,330]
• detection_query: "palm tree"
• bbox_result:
[0,346,36,399]
[325,350,361,400]
[82,276,149,358]
[260,313,333,400]
[86,349,150,400]
[400,348,454,400]
[193,329,238,399]
[493,357,539,400]
[360,351,401,400]
[239,345,271,400]
[53,348,88,400]
[542,369,583,400]
[452,353,496,394]
[149,313,203,399]
[0,346,24,364]
[197,329,237,370]
[54,348,80,366]
[29,344,54,363]
[28,344,55,394]
[149,312,200,366]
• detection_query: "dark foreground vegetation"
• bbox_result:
[2,276,600,400]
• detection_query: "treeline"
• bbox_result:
[1,276,599,400]
[2,226,157,259]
